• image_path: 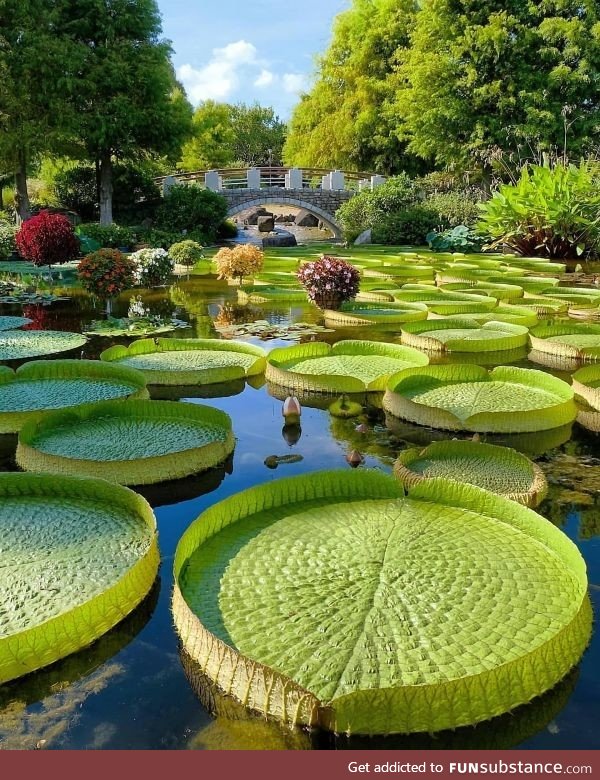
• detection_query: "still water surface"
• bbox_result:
[0,276,598,750]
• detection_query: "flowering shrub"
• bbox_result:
[215,244,264,283]
[130,247,174,287]
[77,249,137,299]
[169,240,204,267]
[297,255,360,309]
[16,210,80,268]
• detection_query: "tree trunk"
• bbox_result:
[95,156,101,219]
[14,147,31,225]
[99,149,113,225]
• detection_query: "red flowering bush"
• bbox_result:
[297,255,360,309]
[77,249,137,299]
[16,210,80,268]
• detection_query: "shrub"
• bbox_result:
[77,223,136,250]
[336,174,419,242]
[77,249,136,299]
[169,240,204,267]
[372,206,440,246]
[218,218,239,240]
[130,248,174,287]
[424,191,482,229]
[477,162,600,259]
[16,210,80,269]
[297,256,360,309]
[215,245,264,283]
[155,184,228,242]
[0,223,16,260]
[427,225,483,253]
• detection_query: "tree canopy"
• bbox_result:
[179,102,287,170]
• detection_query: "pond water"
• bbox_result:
[0,274,598,750]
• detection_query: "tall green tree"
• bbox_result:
[395,0,600,172]
[179,102,287,170]
[57,0,192,224]
[0,0,75,222]
[283,0,421,174]
[179,101,236,170]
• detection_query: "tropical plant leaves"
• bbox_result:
[400,320,529,352]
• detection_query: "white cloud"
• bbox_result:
[177,40,259,102]
[254,69,275,88]
[177,40,309,111]
[282,73,308,94]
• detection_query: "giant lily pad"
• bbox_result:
[529,322,600,362]
[383,364,577,432]
[0,329,86,361]
[0,473,158,684]
[323,302,428,327]
[394,440,547,507]
[17,400,234,485]
[0,316,32,331]
[173,470,590,735]
[0,360,147,433]
[101,338,266,386]
[400,320,529,353]
[265,340,429,393]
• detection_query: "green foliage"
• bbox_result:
[217,219,239,240]
[155,184,228,242]
[283,0,422,173]
[427,226,483,253]
[0,224,16,260]
[54,163,162,224]
[372,205,439,245]
[78,223,136,250]
[336,175,419,241]
[424,191,481,229]
[169,240,204,267]
[394,0,600,170]
[180,101,286,170]
[477,162,600,259]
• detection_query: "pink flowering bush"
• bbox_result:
[297,255,360,309]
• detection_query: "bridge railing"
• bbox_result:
[156,167,386,194]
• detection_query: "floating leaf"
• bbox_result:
[0,330,86,361]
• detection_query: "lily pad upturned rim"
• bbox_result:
[265,339,429,394]
[100,338,267,386]
[16,399,235,485]
[0,472,158,684]
[172,469,590,736]
[393,440,548,507]
[0,359,148,433]
[0,329,87,361]
[323,301,429,327]
[383,364,576,433]
[571,364,600,411]
[529,322,600,361]
[0,316,32,332]
[400,320,529,353]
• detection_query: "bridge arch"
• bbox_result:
[227,197,344,240]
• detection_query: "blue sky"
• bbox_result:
[157,0,348,117]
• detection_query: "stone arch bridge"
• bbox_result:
[156,167,386,240]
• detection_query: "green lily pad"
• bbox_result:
[0,473,158,684]
[384,364,577,433]
[17,400,234,485]
[173,470,590,735]
[0,316,32,331]
[0,329,86,361]
[401,320,529,353]
[266,340,429,393]
[0,360,148,433]
[530,323,600,362]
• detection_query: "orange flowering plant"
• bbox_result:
[215,244,264,283]
[77,249,137,300]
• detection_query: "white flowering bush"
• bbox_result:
[130,247,174,287]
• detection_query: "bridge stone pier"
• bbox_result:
[159,167,386,240]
